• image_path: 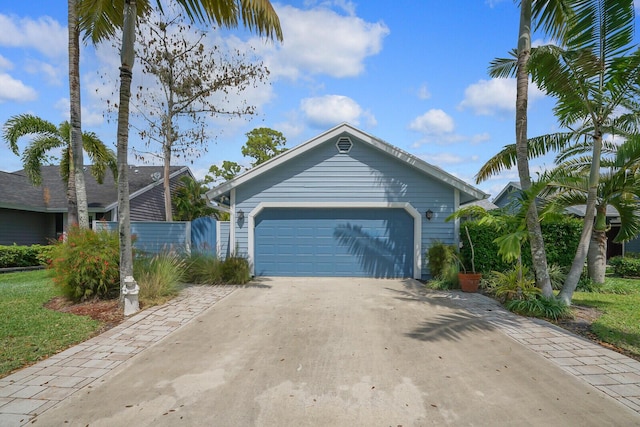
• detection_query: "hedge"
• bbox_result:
[458,216,583,274]
[0,245,53,268]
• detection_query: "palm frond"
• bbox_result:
[3,114,60,155]
[22,136,66,185]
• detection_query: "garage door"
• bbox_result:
[254,208,413,277]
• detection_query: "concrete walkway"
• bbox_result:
[0,278,639,426]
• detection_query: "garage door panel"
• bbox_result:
[254,208,413,277]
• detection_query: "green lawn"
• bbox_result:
[571,277,640,359]
[0,270,100,378]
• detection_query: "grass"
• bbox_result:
[571,276,640,359]
[0,270,101,378]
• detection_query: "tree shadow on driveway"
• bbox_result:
[388,278,521,343]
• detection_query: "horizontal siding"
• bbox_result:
[95,221,190,254]
[234,134,457,278]
[0,208,56,245]
[218,221,230,259]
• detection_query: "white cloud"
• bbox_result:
[54,98,105,127]
[409,109,454,135]
[458,78,545,116]
[259,5,389,80]
[417,83,431,100]
[421,152,464,165]
[0,54,13,71]
[0,73,37,103]
[300,94,371,128]
[0,14,67,58]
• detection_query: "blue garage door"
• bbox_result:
[254,208,413,277]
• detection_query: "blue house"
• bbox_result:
[206,123,488,279]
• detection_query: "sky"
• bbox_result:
[1,1,639,200]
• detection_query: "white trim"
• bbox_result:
[247,201,422,279]
[229,189,236,254]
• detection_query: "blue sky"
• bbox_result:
[1,1,638,199]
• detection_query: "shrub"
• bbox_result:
[48,227,120,301]
[184,252,223,284]
[134,252,185,304]
[505,297,572,320]
[0,244,52,268]
[609,256,640,278]
[547,264,567,290]
[459,216,582,274]
[426,241,458,279]
[221,256,251,284]
[484,266,539,303]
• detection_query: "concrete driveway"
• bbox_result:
[35,277,638,426]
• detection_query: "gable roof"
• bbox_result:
[207,123,488,204]
[0,165,192,212]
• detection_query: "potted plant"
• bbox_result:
[457,225,481,292]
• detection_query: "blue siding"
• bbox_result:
[255,208,413,277]
[95,221,190,254]
[234,133,455,277]
[218,221,231,259]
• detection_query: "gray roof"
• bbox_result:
[0,165,189,213]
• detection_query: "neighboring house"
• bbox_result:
[206,123,488,279]
[0,165,193,246]
[492,181,625,258]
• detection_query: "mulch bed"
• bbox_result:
[44,296,125,334]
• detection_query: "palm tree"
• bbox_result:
[68,0,89,229]
[504,0,574,298]
[2,114,118,218]
[484,0,640,303]
[76,0,282,314]
[541,139,640,283]
[173,176,216,221]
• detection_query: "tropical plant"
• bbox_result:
[484,265,539,303]
[173,175,216,221]
[484,0,640,304]
[76,0,283,313]
[539,138,640,283]
[220,255,251,284]
[2,115,118,217]
[505,296,572,320]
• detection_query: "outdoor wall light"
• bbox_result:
[237,210,245,220]
[425,209,433,221]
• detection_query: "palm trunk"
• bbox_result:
[516,0,552,298]
[68,0,89,229]
[117,0,139,315]
[67,162,78,228]
[587,206,608,284]
[559,133,603,304]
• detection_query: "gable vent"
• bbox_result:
[336,137,353,153]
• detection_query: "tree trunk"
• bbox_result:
[66,159,78,228]
[559,133,603,304]
[587,228,607,284]
[163,143,172,222]
[117,0,139,315]
[516,0,552,297]
[68,0,89,229]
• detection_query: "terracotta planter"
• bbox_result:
[458,273,482,293]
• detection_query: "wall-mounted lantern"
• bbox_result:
[425,209,433,221]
